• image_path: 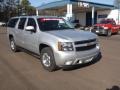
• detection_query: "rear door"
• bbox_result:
[7,18,19,40]
[16,18,27,48]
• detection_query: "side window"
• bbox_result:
[8,18,19,28]
[27,18,36,30]
[18,18,26,30]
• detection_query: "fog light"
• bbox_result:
[79,60,82,64]
[96,44,100,49]
[65,61,73,65]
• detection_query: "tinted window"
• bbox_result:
[18,18,26,30]
[8,18,19,28]
[100,20,116,25]
[27,18,36,30]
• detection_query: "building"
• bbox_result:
[37,0,115,26]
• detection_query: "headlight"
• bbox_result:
[96,38,99,43]
[58,42,74,51]
[96,38,100,49]
[103,27,108,30]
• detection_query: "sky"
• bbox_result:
[29,0,114,7]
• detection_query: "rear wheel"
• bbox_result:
[40,47,57,72]
[117,30,120,35]
[10,38,19,52]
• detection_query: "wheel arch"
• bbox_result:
[9,34,14,40]
[39,43,53,54]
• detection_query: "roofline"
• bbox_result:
[37,0,114,10]
[37,0,70,9]
[70,0,114,8]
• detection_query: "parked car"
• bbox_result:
[7,16,100,72]
[0,22,6,27]
[91,19,120,36]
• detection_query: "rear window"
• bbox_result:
[8,18,19,28]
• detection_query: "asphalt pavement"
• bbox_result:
[0,27,120,90]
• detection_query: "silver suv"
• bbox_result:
[7,16,100,71]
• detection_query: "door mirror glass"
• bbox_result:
[25,26,35,31]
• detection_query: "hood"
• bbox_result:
[47,30,97,41]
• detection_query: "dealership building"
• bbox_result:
[37,0,116,26]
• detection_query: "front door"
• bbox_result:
[24,18,39,53]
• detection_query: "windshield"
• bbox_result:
[37,18,74,31]
[100,20,116,25]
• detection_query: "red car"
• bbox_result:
[91,19,120,36]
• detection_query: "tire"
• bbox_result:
[40,47,57,72]
[106,30,112,37]
[10,38,19,52]
[117,30,120,35]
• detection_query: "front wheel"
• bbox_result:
[40,47,57,72]
[106,30,112,37]
[117,30,120,35]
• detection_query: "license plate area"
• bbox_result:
[84,58,93,63]
[77,57,93,64]
[96,30,99,33]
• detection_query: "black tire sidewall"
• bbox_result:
[10,38,17,52]
[40,47,57,72]
[107,30,112,37]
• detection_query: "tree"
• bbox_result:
[0,0,18,22]
[20,0,36,15]
[0,0,36,22]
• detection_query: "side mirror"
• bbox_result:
[25,26,35,32]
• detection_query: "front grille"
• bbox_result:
[74,39,97,51]
[75,39,96,45]
[93,26,98,29]
[75,44,96,51]
[93,26,103,29]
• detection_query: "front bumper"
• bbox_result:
[54,47,100,67]
[91,29,108,35]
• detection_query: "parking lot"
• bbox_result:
[0,27,120,90]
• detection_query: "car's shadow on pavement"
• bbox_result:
[20,48,102,72]
[98,32,120,37]
[106,85,120,90]
[62,52,102,71]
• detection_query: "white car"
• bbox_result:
[7,16,101,72]
[0,22,6,26]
